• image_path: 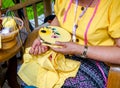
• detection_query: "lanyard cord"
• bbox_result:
[84,0,100,45]
[96,61,107,88]
[63,0,73,23]
[73,0,93,42]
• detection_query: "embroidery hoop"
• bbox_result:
[39,26,71,47]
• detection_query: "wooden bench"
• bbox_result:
[107,64,120,88]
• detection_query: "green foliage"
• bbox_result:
[2,0,44,20]
[26,2,44,19]
[2,0,14,9]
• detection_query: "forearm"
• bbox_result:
[80,46,120,64]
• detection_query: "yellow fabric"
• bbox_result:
[18,47,80,88]
[54,0,120,46]
[2,17,17,31]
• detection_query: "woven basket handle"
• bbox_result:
[0,16,24,30]
[14,17,24,30]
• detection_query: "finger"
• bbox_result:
[43,46,49,52]
[34,46,39,55]
[32,39,41,49]
[50,46,63,52]
[44,46,50,51]
[41,46,49,53]
[55,41,67,47]
[31,41,37,48]
[41,46,45,53]
[29,47,34,54]
[38,46,42,54]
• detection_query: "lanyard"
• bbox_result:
[84,0,100,45]
[63,0,73,23]
[72,0,93,42]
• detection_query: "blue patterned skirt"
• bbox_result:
[62,55,109,88]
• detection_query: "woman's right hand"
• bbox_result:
[29,38,49,55]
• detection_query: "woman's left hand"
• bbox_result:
[50,41,82,55]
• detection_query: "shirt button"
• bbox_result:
[76,39,79,42]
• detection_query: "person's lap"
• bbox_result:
[19,55,109,88]
[62,55,109,88]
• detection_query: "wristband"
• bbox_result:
[81,45,88,58]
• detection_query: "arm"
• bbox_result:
[51,38,120,64]
[50,17,60,26]
[49,17,120,64]
[87,38,120,64]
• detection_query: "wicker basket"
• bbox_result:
[0,17,23,50]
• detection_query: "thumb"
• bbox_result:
[55,41,66,46]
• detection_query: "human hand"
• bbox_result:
[29,38,49,55]
[50,41,82,55]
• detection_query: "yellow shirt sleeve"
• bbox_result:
[54,0,68,19]
[54,0,64,16]
[108,0,120,38]
[54,0,59,15]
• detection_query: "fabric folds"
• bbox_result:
[18,47,80,88]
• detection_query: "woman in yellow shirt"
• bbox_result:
[29,0,120,88]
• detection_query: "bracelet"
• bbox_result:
[81,45,88,58]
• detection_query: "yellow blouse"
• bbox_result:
[54,0,120,46]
